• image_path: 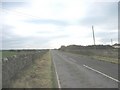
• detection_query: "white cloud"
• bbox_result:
[3,0,90,21]
[2,0,118,49]
[11,23,61,37]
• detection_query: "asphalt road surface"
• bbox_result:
[51,50,119,88]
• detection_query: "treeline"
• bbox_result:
[2,49,49,52]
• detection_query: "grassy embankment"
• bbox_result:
[64,50,118,64]
[10,50,57,88]
[92,55,118,64]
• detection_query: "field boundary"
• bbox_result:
[2,50,47,88]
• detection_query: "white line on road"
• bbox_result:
[51,51,61,88]
[83,64,120,83]
[68,57,77,63]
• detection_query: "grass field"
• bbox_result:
[2,51,17,58]
[10,50,56,88]
[2,50,37,58]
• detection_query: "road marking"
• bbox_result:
[51,51,61,88]
[83,64,120,83]
[68,57,77,63]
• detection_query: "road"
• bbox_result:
[51,50,119,88]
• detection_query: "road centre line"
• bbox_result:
[83,64,120,83]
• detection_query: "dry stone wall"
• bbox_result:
[2,50,47,88]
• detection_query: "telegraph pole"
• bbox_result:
[111,39,113,45]
[92,26,96,46]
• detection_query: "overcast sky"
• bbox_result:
[1,0,119,49]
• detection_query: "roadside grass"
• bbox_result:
[92,56,118,64]
[0,51,1,58]
[64,51,119,64]
[10,50,56,88]
[50,51,59,88]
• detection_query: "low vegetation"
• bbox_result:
[64,51,118,64]
[2,50,18,58]
[9,50,56,88]
[92,55,118,64]
[2,49,44,58]
[59,45,119,64]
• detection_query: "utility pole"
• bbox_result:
[92,26,96,46]
[111,39,113,45]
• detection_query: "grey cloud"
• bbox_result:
[78,2,118,45]
[2,25,69,49]
[95,31,117,38]
[79,2,117,30]
[95,31,118,44]
[25,19,69,26]
[2,2,26,9]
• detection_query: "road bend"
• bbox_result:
[51,50,118,88]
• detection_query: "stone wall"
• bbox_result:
[2,50,47,88]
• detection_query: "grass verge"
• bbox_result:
[50,52,58,88]
[10,50,56,88]
[92,56,118,64]
[64,51,119,64]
